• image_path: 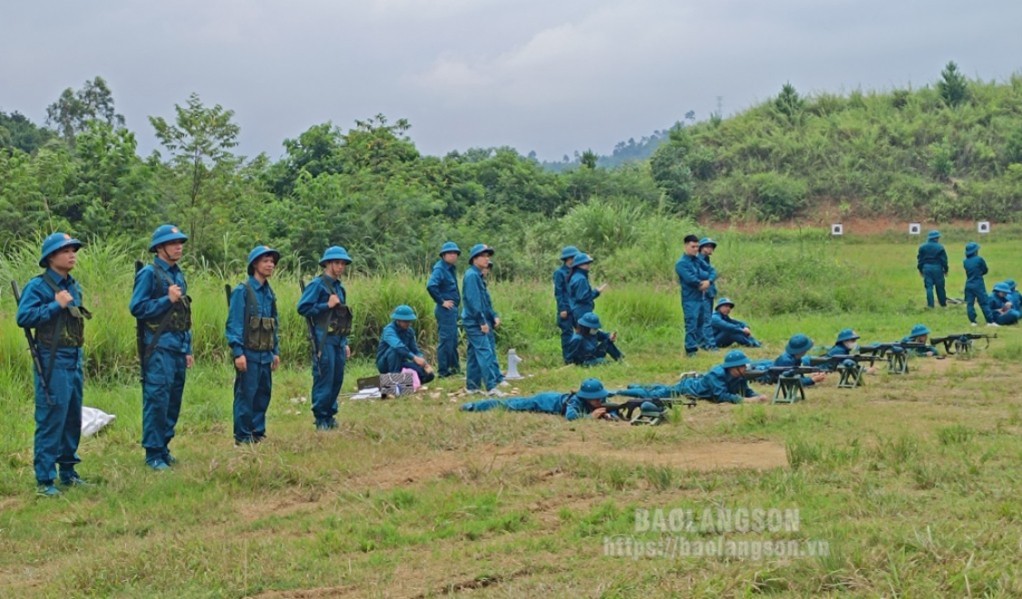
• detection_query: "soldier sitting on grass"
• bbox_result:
[565,312,623,366]
[710,297,762,348]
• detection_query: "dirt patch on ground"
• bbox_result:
[551,440,787,471]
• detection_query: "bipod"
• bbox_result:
[837,362,864,388]
[772,374,805,404]
[886,347,909,375]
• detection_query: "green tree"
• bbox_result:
[45,76,125,146]
[774,83,805,124]
[937,61,969,108]
[149,93,241,254]
[0,111,53,153]
[649,126,694,208]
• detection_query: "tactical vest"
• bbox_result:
[315,277,353,336]
[35,273,92,348]
[145,264,192,333]
[241,282,277,352]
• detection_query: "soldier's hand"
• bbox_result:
[168,284,183,303]
[610,331,617,342]
[597,283,608,293]
[55,290,73,308]
[327,294,340,308]
[442,300,455,309]
[413,355,426,367]
[493,317,501,329]
[743,327,751,335]
[699,280,710,291]
[559,311,568,319]
[272,355,280,371]
[234,355,248,373]
[345,345,351,359]
[480,323,490,334]
[186,355,195,368]
[591,407,608,419]
[809,372,827,383]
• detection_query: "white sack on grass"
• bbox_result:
[81,406,116,437]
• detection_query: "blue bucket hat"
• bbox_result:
[573,252,593,267]
[721,350,750,369]
[835,329,859,343]
[698,237,717,249]
[468,243,495,261]
[909,324,930,337]
[39,232,83,267]
[927,230,941,241]
[965,242,980,256]
[390,304,417,321]
[319,246,352,266]
[715,297,735,311]
[247,245,280,274]
[993,282,1011,294]
[1005,279,1016,290]
[439,241,461,257]
[786,334,813,355]
[576,378,609,401]
[577,312,602,329]
[149,224,188,252]
[560,245,579,260]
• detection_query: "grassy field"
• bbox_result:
[2,232,1021,597]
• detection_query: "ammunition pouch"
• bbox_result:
[320,304,353,337]
[245,316,277,352]
[145,297,192,333]
[37,305,92,348]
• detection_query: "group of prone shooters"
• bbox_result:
[461,321,968,421]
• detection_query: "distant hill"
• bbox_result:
[538,126,676,172]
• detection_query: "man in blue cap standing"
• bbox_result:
[553,245,578,363]
[568,251,606,323]
[917,230,948,308]
[130,224,193,470]
[710,298,762,348]
[225,245,281,444]
[16,233,91,496]
[426,242,461,377]
[962,242,993,326]
[462,244,501,394]
[697,238,719,351]
[376,305,435,384]
[675,235,710,356]
[297,246,354,430]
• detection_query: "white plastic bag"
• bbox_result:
[81,406,116,437]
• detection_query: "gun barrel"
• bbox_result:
[11,281,52,403]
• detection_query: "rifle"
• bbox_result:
[808,354,879,388]
[11,281,53,406]
[299,279,321,376]
[134,260,146,384]
[224,283,232,307]
[859,342,930,357]
[600,397,670,424]
[929,333,995,356]
[743,366,826,403]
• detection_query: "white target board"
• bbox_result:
[908,223,921,235]
[831,224,843,236]
[978,221,990,234]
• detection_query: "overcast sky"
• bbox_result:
[3,0,1021,161]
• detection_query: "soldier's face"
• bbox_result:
[160,241,184,263]
[396,320,412,330]
[718,305,732,316]
[685,241,699,256]
[325,260,347,277]
[49,247,78,272]
[701,245,715,256]
[443,252,459,265]
[255,255,277,278]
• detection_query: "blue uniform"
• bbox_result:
[899,335,939,357]
[917,241,948,308]
[16,270,86,487]
[461,265,500,391]
[711,312,761,348]
[129,257,191,465]
[963,252,991,324]
[674,365,759,404]
[553,264,574,362]
[675,253,706,354]
[567,269,600,322]
[297,274,348,427]
[698,254,718,350]
[771,351,817,386]
[376,322,435,384]
[225,277,279,443]
[426,259,461,377]
[989,294,1021,326]
[565,331,622,366]
[461,392,595,421]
